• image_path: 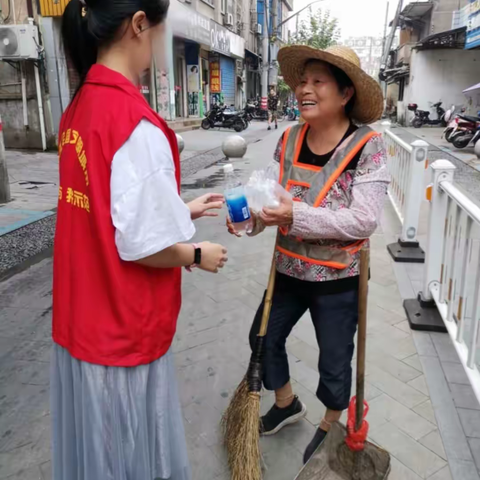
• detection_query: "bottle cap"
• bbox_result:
[223,164,234,174]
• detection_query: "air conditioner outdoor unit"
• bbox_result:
[257,23,262,34]
[0,25,39,60]
[226,13,234,26]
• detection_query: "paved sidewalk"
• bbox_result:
[401,126,479,171]
[0,123,273,278]
[0,125,463,480]
[0,122,270,235]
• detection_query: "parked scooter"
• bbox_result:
[450,117,480,149]
[445,113,478,145]
[245,98,269,121]
[201,104,247,132]
[282,101,300,121]
[409,102,446,128]
[442,105,466,142]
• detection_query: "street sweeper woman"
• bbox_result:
[51,0,228,478]
[227,45,389,464]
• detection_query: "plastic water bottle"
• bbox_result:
[224,164,251,232]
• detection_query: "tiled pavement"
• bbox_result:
[378,126,480,480]
[0,126,477,479]
[0,151,58,234]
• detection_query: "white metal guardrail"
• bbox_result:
[422,160,480,404]
[384,128,428,262]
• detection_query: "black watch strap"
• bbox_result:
[194,246,202,266]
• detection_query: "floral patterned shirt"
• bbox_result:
[250,133,390,283]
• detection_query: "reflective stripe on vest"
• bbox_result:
[277,123,378,269]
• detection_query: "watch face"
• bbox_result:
[194,247,202,265]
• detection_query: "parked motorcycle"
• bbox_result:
[245,98,268,121]
[282,101,300,121]
[409,102,446,128]
[450,116,480,149]
[442,105,466,142]
[445,113,478,145]
[201,104,247,132]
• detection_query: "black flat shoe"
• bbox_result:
[260,395,307,436]
[303,428,328,464]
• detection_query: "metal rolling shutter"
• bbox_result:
[220,56,235,107]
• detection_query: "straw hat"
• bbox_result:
[278,45,384,125]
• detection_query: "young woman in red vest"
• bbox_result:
[228,46,389,463]
[52,1,228,478]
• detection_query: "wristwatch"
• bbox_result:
[186,244,201,272]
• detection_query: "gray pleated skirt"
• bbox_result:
[50,344,191,480]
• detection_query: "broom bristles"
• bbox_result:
[222,377,262,480]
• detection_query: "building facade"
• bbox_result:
[341,36,384,78]
[383,0,480,125]
[0,0,56,149]
[0,0,295,147]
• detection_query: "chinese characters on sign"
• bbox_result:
[467,0,480,49]
[210,62,221,93]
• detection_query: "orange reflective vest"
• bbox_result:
[277,123,378,269]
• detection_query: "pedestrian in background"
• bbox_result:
[228,45,388,463]
[268,86,279,130]
[52,0,228,479]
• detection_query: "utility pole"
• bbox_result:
[380,0,403,78]
[0,115,11,204]
[260,0,324,109]
[270,0,278,87]
[381,1,390,58]
[261,0,270,110]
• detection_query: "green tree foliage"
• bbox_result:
[278,9,340,95]
[289,8,340,50]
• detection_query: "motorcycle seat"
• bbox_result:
[459,115,480,123]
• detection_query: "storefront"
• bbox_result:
[245,50,261,102]
[167,1,245,119]
[209,20,246,109]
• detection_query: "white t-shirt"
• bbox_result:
[111,119,195,261]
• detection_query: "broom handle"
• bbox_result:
[355,248,369,432]
[258,233,279,338]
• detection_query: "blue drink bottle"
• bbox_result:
[224,164,251,232]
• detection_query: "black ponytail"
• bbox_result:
[61,0,169,83]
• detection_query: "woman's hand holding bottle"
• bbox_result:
[226,211,256,237]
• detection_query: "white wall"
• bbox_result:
[404,49,480,123]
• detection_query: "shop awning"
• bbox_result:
[389,1,433,27]
[464,83,480,94]
[416,27,466,50]
[245,48,260,58]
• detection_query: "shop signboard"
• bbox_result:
[169,1,211,46]
[210,61,222,93]
[466,0,480,49]
[210,21,231,56]
[169,0,244,58]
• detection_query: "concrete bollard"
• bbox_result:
[222,135,247,159]
[176,134,185,154]
[0,115,11,204]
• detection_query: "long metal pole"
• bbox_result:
[34,62,47,151]
[382,1,390,57]
[277,0,323,29]
[0,115,11,204]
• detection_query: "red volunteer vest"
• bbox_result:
[53,65,182,367]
